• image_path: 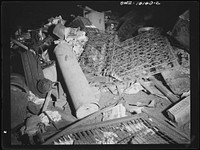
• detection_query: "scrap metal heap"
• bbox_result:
[10,7,190,145]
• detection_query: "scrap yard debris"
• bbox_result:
[102,103,127,121]
[9,4,191,145]
[95,131,119,144]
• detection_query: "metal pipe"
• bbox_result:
[54,42,99,119]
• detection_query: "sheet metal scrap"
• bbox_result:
[44,113,189,145]
[108,28,179,82]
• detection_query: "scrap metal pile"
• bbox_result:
[10,7,190,145]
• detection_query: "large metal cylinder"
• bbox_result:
[54,42,99,119]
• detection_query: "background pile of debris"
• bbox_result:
[3,1,194,146]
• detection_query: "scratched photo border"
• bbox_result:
[1,1,199,149]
